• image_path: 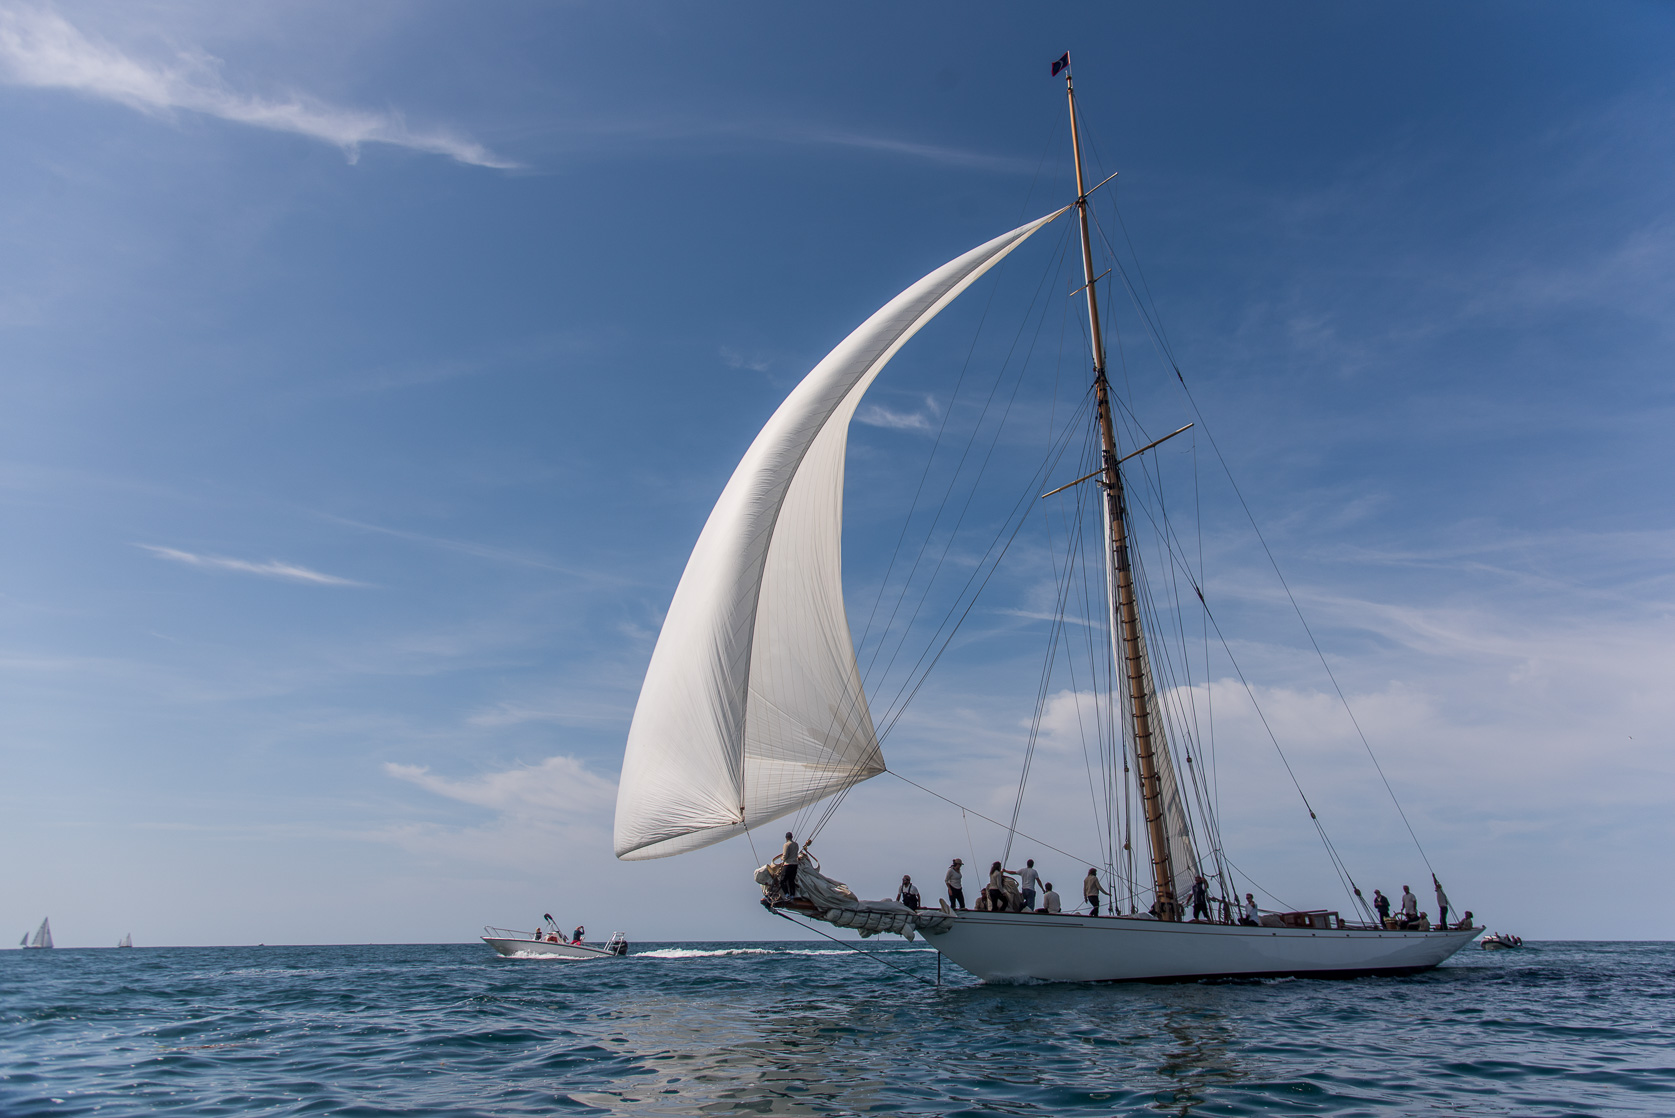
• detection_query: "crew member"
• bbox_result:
[1189,875,1210,921]
[1082,868,1107,916]
[897,875,921,910]
[780,832,802,899]
[945,859,966,910]
[1015,859,1041,911]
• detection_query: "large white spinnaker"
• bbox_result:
[615,210,1065,861]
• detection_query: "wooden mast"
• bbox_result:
[1062,58,1180,921]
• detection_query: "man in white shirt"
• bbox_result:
[1014,859,1041,911]
[1041,883,1061,914]
[779,833,801,898]
[1400,885,1418,926]
[1241,893,1261,926]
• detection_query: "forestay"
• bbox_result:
[615,209,1065,860]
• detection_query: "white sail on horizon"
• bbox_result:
[614,209,1065,861]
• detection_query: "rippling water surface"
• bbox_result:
[2,940,1670,1116]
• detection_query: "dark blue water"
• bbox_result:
[2,940,1670,1116]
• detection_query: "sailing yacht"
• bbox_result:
[614,58,1478,982]
[22,918,52,949]
[118,934,133,948]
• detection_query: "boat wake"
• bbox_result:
[635,947,857,959]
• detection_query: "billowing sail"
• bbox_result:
[615,210,1064,860]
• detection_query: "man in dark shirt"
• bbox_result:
[1189,875,1210,921]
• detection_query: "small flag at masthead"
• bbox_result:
[1051,53,1070,78]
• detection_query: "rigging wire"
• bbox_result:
[1088,192,1434,878]
[766,908,938,987]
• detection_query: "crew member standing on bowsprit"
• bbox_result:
[779,833,801,898]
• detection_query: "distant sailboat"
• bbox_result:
[614,55,1480,982]
[24,918,52,949]
[118,934,133,948]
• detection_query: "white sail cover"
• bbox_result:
[615,210,1064,860]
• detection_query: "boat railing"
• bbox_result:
[483,926,539,940]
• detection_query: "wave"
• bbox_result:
[634,947,857,959]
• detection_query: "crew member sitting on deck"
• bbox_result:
[1240,893,1261,926]
[1040,883,1062,914]
[897,875,921,910]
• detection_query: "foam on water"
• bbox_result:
[634,946,856,958]
[2,940,1670,1116]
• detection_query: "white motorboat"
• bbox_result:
[1480,932,1523,950]
[482,927,628,960]
[612,54,1478,983]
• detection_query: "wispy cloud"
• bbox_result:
[719,346,770,373]
[386,754,617,818]
[137,544,364,586]
[0,6,513,168]
[856,395,939,432]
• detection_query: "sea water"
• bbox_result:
[1,940,1668,1116]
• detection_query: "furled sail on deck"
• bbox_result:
[615,209,1064,861]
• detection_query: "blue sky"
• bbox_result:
[3,1,1672,946]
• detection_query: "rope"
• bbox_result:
[766,908,938,987]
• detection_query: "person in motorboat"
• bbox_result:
[896,875,921,910]
[1039,883,1061,914]
[945,859,966,910]
[1013,859,1041,911]
[571,925,586,945]
[1240,893,1261,926]
[1083,869,1107,916]
[1189,875,1210,922]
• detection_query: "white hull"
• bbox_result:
[482,937,620,960]
[925,911,1478,982]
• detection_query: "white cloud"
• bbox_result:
[0,6,512,168]
[856,396,939,432]
[137,544,364,586]
[719,347,770,373]
[385,754,617,819]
